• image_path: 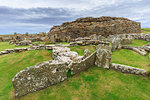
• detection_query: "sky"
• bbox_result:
[0,0,150,34]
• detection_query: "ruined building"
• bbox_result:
[48,16,141,43]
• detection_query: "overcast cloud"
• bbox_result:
[0,0,149,34]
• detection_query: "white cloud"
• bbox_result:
[0,0,150,34]
[0,0,143,10]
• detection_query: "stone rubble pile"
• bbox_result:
[52,47,83,64]
[111,63,146,75]
[15,40,32,46]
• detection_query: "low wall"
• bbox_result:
[108,33,150,42]
[122,45,148,55]
[0,48,28,55]
[110,63,146,75]
[70,40,110,46]
[0,44,69,56]
[12,60,68,97]
[11,42,149,97]
[69,51,96,75]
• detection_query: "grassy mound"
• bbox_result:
[0,50,52,100]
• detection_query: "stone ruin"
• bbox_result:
[0,16,148,97]
[6,32,149,97]
[15,40,32,46]
[12,42,148,97]
[48,16,141,43]
[0,32,47,43]
[12,44,111,97]
[10,30,150,97]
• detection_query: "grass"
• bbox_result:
[142,28,150,33]
[112,39,150,70]
[0,40,150,100]
[0,42,29,51]
[69,45,96,56]
[32,41,45,44]
[111,49,150,71]
[19,67,150,100]
[0,50,52,100]
[127,39,150,47]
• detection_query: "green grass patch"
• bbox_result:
[0,50,52,100]
[111,49,150,70]
[69,45,96,56]
[1,40,150,100]
[142,28,150,33]
[19,67,150,100]
[0,42,29,51]
[127,39,150,47]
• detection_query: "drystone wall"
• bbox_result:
[0,44,70,56]
[95,44,112,68]
[108,33,150,42]
[70,39,110,46]
[52,47,83,64]
[0,33,47,42]
[110,63,146,75]
[12,42,150,97]
[0,48,28,55]
[12,60,68,97]
[12,44,113,97]
[122,45,149,55]
[48,16,141,43]
[15,40,32,46]
[68,51,96,75]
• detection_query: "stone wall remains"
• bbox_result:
[95,44,112,68]
[48,16,141,43]
[110,63,146,75]
[68,51,96,75]
[12,60,68,97]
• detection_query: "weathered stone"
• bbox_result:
[132,48,147,56]
[110,63,146,75]
[69,39,109,46]
[69,51,96,75]
[52,47,81,64]
[83,49,91,59]
[12,60,68,97]
[48,16,141,42]
[95,44,112,69]
[112,37,122,51]
[15,40,32,46]
[121,38,133,45]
